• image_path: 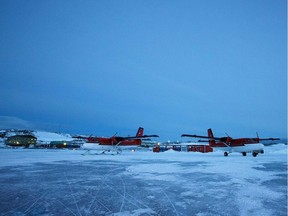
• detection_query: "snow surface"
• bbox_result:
[0,144,287,216]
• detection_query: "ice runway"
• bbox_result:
[0,145,287,216]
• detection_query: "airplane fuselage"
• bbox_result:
[211,142,264,153]
[86,127,145,146]
[181,128,278,157]
[86,137,142,146]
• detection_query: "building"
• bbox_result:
[153,143,213,153]
[187,145,213,153]
[49,141,81,149]
[5,135,37,148]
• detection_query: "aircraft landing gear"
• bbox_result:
[224,152,228,157]
[242,152,247,156]
[252,152,258,157]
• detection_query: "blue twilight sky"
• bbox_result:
[0,0,287,140]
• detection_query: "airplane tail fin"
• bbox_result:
[208,128,216,146]
[136,127,144,137]
[208,128,214,138]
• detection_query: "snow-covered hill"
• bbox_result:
[33,131,73,142]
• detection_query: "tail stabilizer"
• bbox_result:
[208,128,214,138]
[208,128,216,146]
[136,127,144,137]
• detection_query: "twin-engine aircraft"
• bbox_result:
[84,127,158,154]
[87,127,158,145]
[182,128,279,157]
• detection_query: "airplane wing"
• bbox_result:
[72,135,89,139]
[123,135,159,140]
[197,139,210,142]
[181,134,221,140]
[259,138,280,141]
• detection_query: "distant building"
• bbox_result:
[49,141,81,149]
[187,145,213,153]
[5,135,37,148]
[153,143,213,153]
[0,132,6,138]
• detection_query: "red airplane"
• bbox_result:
[182,128,279,157]
[86,127,158,146]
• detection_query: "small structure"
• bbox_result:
[0,131,6,138]
[50,141,81,149]
[187,145,213,153]
[153,144,213,153]
[5,135,37,148]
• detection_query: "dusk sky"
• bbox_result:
[0,0,287,140]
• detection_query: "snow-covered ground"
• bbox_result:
[0,144,287,216]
